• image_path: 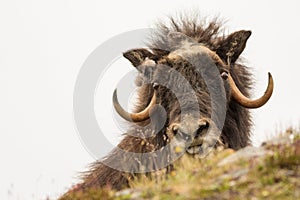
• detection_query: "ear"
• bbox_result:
[123,48,156,67]
[216,30,251,63]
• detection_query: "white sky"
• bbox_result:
[1,0,300,199]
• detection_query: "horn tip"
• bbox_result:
[268,72,272,77]
[113,89,118,100]
[267,72,274,84]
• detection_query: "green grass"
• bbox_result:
[60,128,300,200]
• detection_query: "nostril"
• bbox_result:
[199,121,209,132]
[196,120,209,137]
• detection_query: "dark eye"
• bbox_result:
[152,82,159,89]
[172,124,179,135]
[221,71,229,80]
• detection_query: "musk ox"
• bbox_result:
[62,16,273,196]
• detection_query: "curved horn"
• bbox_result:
[113,89,157,122]
[228,72,274,108]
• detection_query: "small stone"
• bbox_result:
[229,180,236,186]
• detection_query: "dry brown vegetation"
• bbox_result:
[60,127,300,200]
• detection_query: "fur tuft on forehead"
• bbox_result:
[147,15,224,53]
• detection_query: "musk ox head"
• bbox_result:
[112,19,273,157]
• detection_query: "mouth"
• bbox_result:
[186,139,204,154]
[186,135,222,155]
[186,145,202,154]
[168,119,222,155]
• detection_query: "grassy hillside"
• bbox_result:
[60,128,300,200]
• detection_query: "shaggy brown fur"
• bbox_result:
[61,15,255,197]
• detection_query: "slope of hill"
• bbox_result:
[60,128,300,200]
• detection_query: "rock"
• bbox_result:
[261,136,292,146]
[218,146,272,166]
[115,188,142,199]
[218,168,249,182]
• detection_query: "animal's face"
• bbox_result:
[113,30,273,154]
[151,48,227,154]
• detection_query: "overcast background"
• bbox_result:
[1,0,300,199]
